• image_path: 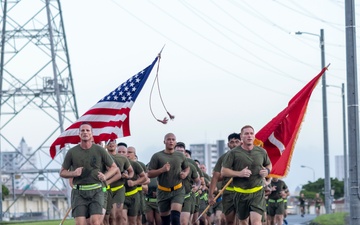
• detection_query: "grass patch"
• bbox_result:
[310,212,348,225]
[0,220,74,225]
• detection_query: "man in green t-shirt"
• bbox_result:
[267,178,288,225]
[175,142,201,225]
[104,140,134,225]
[60,122,118,225]
[222,125,272,225]
[209,132,241,225]
[119,145,147,225]
[148,133,190,225]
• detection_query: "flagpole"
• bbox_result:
[345,0,360,223]
[292,29,331,214]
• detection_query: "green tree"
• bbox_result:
[300,177,344,200]
[2,184,9,200]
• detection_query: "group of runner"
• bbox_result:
[60,123,289,225]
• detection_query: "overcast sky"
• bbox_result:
[2,0,359,194]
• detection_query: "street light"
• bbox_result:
[292,29,331,214]
[327,83,348,211]
[301,165,315,182]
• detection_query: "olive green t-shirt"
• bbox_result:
[146,177,158,198]
[183,163,199,193]
[110,153,131,187]
[125,160,144,192]
[268,179,288,200]
[213,151,233,188]
[62,144,114,185]
[222,145,270,189]
[148,150,188,188]
[187,158,204,178]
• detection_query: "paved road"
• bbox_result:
[284,214,316,225]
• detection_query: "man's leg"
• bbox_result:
[75,216,88,225]
[170,203,182,225]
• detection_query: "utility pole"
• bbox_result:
[345,0,360,224]
[319,28,332,214]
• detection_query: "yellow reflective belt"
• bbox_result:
[73,183,102,191]
[200,193,208,201]
[225,186,234,191]
[268,198,283,203]
[145,197,157,203]
[111,184,124,192]
[184,193,191,199]
[137,186,143,191]
[233,186,263,194]
[158,183,182,192]
[125,188,138,197]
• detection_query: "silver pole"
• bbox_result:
[345,0,360,224]
[341,83,349,212]
[320,28,331,214]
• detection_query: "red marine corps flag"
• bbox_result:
[49,55,159,159]
[254,66,328,178]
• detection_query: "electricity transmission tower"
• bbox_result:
[0,0,78,220]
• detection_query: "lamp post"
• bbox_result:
[327,83,348,211]
[301,165,315,182]
[293,29,331,214]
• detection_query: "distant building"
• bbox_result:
[190,140,227,175]
[1,138,38,190]
[335,155,344,181]
[2,189,68,221]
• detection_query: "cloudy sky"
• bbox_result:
[2,0,358,194]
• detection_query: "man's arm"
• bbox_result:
[106,168,121,185]
[208,172,221,205]
[222,166,255,178]
[180,166,190,179]
[128,171,147,187]
[60,167,83,179]
[102,162,118,181]
[148,162,169,178]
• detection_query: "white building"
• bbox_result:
[1,138,38,190]
[335,155,344,181]
[189,140,226,175]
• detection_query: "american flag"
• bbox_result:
[49,56,159,159]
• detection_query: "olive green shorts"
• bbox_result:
[124,192,141,217]
[194,193,200,213]
[190,193,196,214]
[222,190,235,215]
[71,188,105,218]
[234,189,265,220]
[138,191,146,215]
[105,186,125,215]
[212,200,223,213]
[199,199,211,216]
[145,198,159,213]
[157,186,185,213]
[182,193,193,212]
[268,201,285,216]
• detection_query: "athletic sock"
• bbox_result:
[161,215,171,225]
[170,210,181,225]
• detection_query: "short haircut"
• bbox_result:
[228,132,240,141]
[194,159,200,165]
[185,149,192,156]
[241,125,254,134]
[117,142,128,148]
[175,141,186,149]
